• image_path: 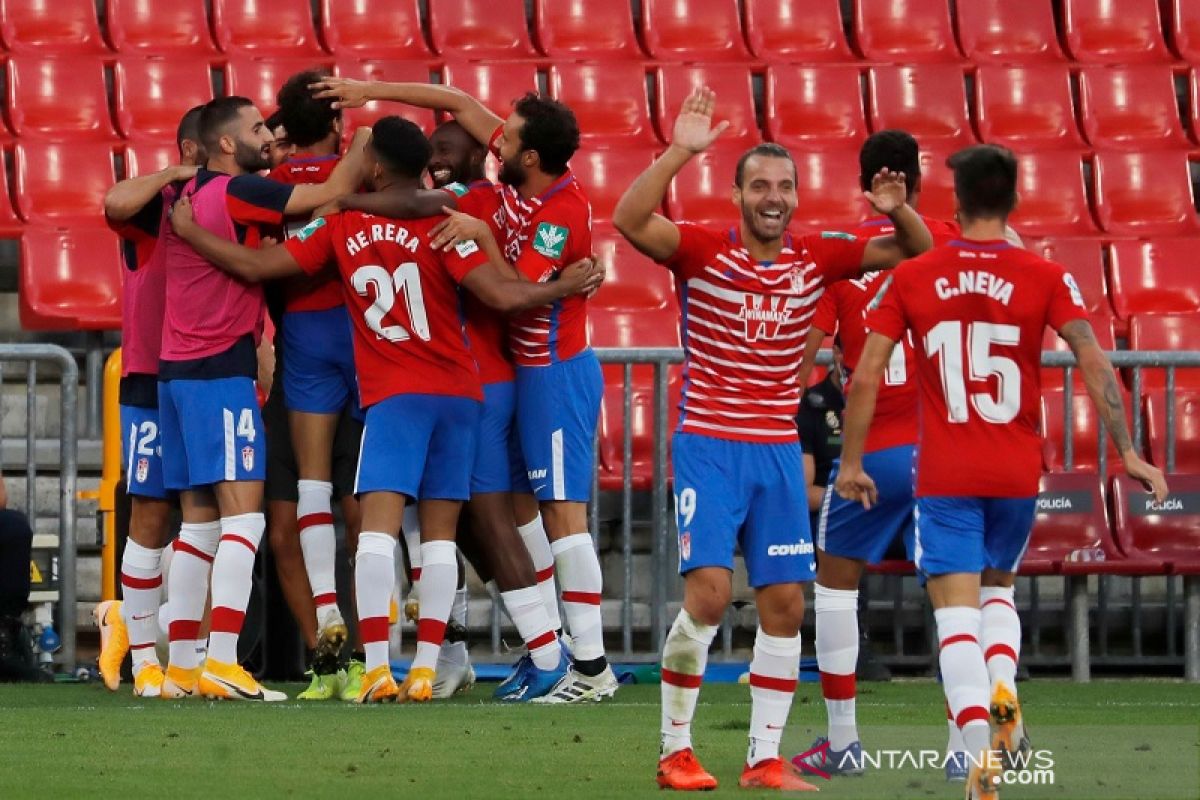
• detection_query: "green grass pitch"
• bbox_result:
[0,679,1196,799]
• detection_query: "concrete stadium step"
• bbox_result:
[2,474,99,518]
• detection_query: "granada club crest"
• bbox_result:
[679,532,691,561]
[242,446,255,472]
[135,457,149,484]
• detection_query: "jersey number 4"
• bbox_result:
[352,263,431,343]
[924,320,1021,424]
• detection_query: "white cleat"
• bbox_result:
[531,665,619,704]
[431,659,476,699]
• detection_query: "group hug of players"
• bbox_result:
[93,67,1168,798]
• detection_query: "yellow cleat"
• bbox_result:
[198,659,287,702]
[403,599,420,624]
[94,600,129,692]
[160,664,203,699]
[965,760,1001,800]
[356,665,399,703]
[989,682,1030,770]
[399,666,435,703]
[133,662,165,698]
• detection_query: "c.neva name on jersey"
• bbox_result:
[935,269,1015,306]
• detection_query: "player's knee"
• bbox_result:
[267,516,299,558]
[129,499,172,548]
[684,574,732,626]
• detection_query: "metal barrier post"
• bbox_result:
[621,363,633,657]
[652,360,670,652]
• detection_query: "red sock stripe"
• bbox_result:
[945,700,954,721]
[411,567,422,581]
[535,566,555,582]
[956,705,991,728]
[359,616,389,644]
[982,597,1017,611]
[220,534,258,554]
[121,573,162,590]
[561,590,602,605]
[298,512,334,531]
[313,592,338,607]
[939,633,978,650]
[661,668,704,689]
[173,541,214,564]
[169,619,201,641]
[417,618,447,645]
[209,606,246,635]
[527,629,558,651]
[985,643,1018,664]
[819,671,857,701]
[130,642,156,650]
[748,673,798,693]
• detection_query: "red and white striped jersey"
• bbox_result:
[660,224,867,443]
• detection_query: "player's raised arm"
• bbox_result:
[104,164,198,221]
[429,207,517,278]
[461,256,603,314]
[1058,319,1169,502]
[309,77,502,149]
[834,331,897,509]
[282,127,372,216]
[858,169,934,272]
[334,186,455,220]
[613,88,729,262]
[170,195,302,282]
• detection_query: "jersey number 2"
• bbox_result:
[924,321,1021,424]
[352,263,431,343]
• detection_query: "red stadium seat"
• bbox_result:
[596,366,683,491]
[1063,0,1174,63]
[764,65,868,152]
[1192,70,1200,145]
[441,62,539,120]
[106,0,219,56]
[6,56,117,142]
[665,149,740,227]
[974,65,1085,152]
[656,66,759,151]
[1146,391,1200,472]
[1040,308,1116,389]
[955,0,1066,64]
[640,0,752,63]
[0,171,22,238]
[571,148,659,223]
[0,0,108,55]
[1169,0,1200,62]
[852,0,962,63]
[224,56,336,119]
[1033,238,1110,316]
[914,148,957,224]
[1041,386,1132,473]
[1079,66,1192,151]
[1007,152,1098,238]
[1021,472,1145,575]
[1093,151,1200,237]
[1109,238,1200,319]
[533,0,644,61]
[1112,474,1200,574]
[213,0,327,57]
[115,58,215,142]
[123,140,179,178]
[744,0,855,63]
[791,150,871,233]
[868,66,975,151]
[427,0,539,60]
[1128,314,1200,389]
[589,227,677,313]
[336,60,436,135]
[13,141,115,224]
[19,226,123,330]
[319,0,429,60]
[549,64,659,146]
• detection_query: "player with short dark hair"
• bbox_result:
[613,88,933,791]
[265,111,293,167]
[837,143,1168,800]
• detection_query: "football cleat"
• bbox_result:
[198,659,287,702]
[965,761,1001,800]
[314,607,348,670]
[339,659,365,702]
[493,653,534,700]
[431,659,475,699]
[94,600,129,692]
[530,665,618,704]
[739,758,820,791]
[160,664,202,699]
[132,662,165,698]
[398,666,435,703]
[297,669,342,701]
[793,736,865,776]
[403,598,420,624]
[355,665,399,703]
[945,751,970,783]
[989,682,1030,771]
[499,648,570,703]
[657,748,718,791]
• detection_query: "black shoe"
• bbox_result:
[444,618,469,644]
[0,616,46,683]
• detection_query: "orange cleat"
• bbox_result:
[398,666,435,703]
[94,600,129,692]
[657,748,718,791]
[739,758,820,791]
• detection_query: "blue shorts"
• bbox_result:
[514,351,602,502]
[355,393,481,501]
[158,377,266,491]
[913,496,1037,578]
[471,381,528,495]
[818,445,916,563]
[672,432,816,588]
[282,306,361,417]
[120,404,167,500]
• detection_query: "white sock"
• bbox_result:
[550,533,605,662]
[120,539,164,671]
[660,610,718,757]
[748,628,803,766]
[297,479,338,618]
[354,531,396,673]
[206,513,265,665]
[402,504,422,584]
[518,516,562,631]
[167,522,218,670]
[946,700,966,753]
[981,586,1020,695]
[439,587,470,667]
[500,586,561,670]
[815,584,860,750]
[413,540,457,672]
[935,606,991,759]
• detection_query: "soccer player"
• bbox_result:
[156,96,368,701]
[312,76,614,702]
[612,88,933,791]
[169,115,603,703]
[265,110,293,168]
[835,144,1169,799]
[97,105,206,697]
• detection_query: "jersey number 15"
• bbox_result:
[352,263,431,343]
[924,320,1021,425]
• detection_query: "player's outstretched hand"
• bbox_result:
[171,164,200,183]
[309,76,370,110]
[672,87,730,154]
[1123,452,1170,503]
[169,194,197,238]
[430,207,491,252]
[835,463,879,510]
[864,168,908,216]
[559,257,605,297]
